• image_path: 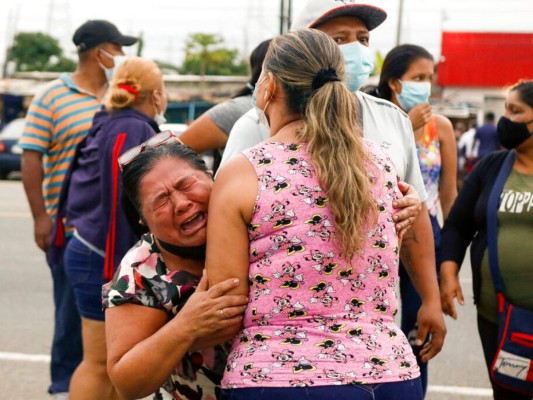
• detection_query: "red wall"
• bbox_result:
[437,32,533,87]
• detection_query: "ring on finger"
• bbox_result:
[219,309,226,319]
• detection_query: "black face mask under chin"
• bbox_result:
[156,238,206,260]
[497,116,533,150]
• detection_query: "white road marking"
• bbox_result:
[0,352,51,363]
[0,211,31,218]
[428,385,492,396]
[0,351,493,397]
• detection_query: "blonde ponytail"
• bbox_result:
[105,57,163,110]
[265,29,377,259]
[108,79,140,109]
[300,79,376,259]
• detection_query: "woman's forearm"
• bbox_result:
[439,194,456,221]
[107,277,247,399]
[108,313,195,399]
[400,207,440,303]
[190,323,241,351]
[439,175,458,220]
[400,205,447,357]
[440,260,460,278]
[437,115,458,220]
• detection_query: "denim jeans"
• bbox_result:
[64,236,106,321]
[220,378,423,400]
[398,214,442,397]
[47,251,83,394]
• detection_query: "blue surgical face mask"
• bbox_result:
[339,41,375,92]
[252,76,272,128]
[251,78,263,108]
[396,81,431,111]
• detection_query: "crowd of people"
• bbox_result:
[18,1,532,400]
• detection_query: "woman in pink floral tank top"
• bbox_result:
[206,29,424,400]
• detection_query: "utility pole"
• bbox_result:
[279,0,286,35]
[396,0,404,46]
[46,0,72,55]
[3,6,19,78]
[279,0,293,34]
[287,0,292,32]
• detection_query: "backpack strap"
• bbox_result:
[486,151,516,294]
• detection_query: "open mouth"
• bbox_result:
[181,212,206,233]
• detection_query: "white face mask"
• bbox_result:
[153,91,167,125]
[252,76,272,128]
[154,111,167,126]
[99,50,128,82]
[339,41,375,92]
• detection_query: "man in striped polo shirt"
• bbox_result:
[19,20,137,399]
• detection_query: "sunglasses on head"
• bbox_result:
[118,130,183,169]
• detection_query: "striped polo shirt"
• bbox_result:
[20,74,101,218]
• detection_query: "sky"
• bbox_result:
[1,0,532,72]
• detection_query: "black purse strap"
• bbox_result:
[487,151,516,293]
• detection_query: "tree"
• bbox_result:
[7,32,76,72]
[180,33,248,76]
[373,50,384,76]
[136,31,144,57]
[46,56,77,72]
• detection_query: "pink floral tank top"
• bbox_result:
[222,140,420,388]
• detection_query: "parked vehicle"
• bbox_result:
[0,118,25,179]
[165,101,214,124]
[159,122,188,134]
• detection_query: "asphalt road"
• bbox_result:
[0,180,493,400]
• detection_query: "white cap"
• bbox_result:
[291,0,387,32]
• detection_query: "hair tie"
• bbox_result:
[312,67,340,90]
[118,83,139,99]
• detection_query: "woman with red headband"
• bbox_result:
[51,57,167,399]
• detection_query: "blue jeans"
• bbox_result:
[220,378,423,400]
[47,243,83,394]
[64,236,106,321]
[398,214,442,398]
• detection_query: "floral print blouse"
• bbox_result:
[416,116,441,217]
[102,234,230,400]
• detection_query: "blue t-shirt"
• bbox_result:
[475,123,499,158]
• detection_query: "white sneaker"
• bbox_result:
[52,393,69,400]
